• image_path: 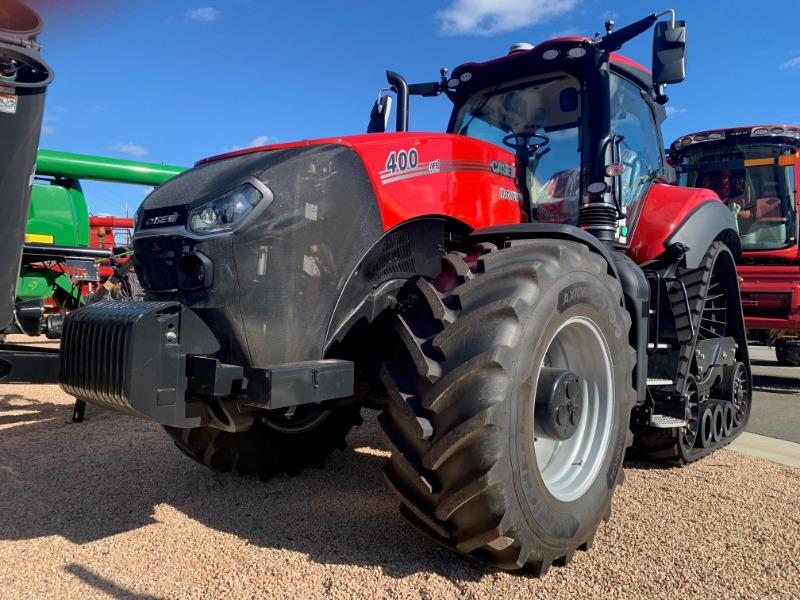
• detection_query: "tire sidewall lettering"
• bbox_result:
[508,272,629,542]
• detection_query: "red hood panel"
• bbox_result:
[201,132,526,231]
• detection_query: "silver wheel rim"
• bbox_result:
[533,316,614,502]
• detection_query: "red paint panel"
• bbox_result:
[738,264,800,331]
[201,132,525,231]
[626,182,720,264]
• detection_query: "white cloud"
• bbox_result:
[779,56,800,69]
[185,7,220,22]
[229,135,280,151]
[247,135,279,147]
[111,141,148,157]
[41,114,58,134]
[665,106,687,117]
[437,0,580,36]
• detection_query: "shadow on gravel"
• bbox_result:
[0,393,66,427]
[752,373,800,394]
[64,564,165,600]
[0,398,492,582]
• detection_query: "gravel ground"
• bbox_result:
[0,383,798,600]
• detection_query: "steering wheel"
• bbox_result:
[502,131,550,153]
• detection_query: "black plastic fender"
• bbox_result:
[325,217,466,348]
[666,200,741,268]
[469,223,621,279]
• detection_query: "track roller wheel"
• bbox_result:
[699,407,714,449]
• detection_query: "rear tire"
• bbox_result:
[380,240,635,573]
[164,406,362,477]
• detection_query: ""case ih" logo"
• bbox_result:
[145,213,179,227]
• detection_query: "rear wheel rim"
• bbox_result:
[533,316,614,503]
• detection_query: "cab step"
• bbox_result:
[650,414,688,428]
[646,378,674,386]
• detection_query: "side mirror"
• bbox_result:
[367,94,393,134]
[652,20,687,85]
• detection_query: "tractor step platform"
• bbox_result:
[646,378,674,386]
[647,342,670,350]
[649,414,688,428]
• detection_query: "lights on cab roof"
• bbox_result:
[542,48,560,60]
[567,47,587,58]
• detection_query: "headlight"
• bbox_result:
[188,183,263,234]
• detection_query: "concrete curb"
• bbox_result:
[726,431,800,469]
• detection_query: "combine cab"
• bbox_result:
[54,11,752,573]
[670,126,800,364]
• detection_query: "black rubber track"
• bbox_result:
[634,242,751,464]
[164,407,362,478]
[380,240,635,575]
[775,340,800,367]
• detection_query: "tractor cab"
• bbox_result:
[445,39,667,234]
[670,126,800,257]
[375,12,687,247]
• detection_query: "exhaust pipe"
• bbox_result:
[0,0,53,330]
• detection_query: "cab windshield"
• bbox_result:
[451,73,582,225]
[677,143,798,251]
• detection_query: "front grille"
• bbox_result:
[132,235,191,292]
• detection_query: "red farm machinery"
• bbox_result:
[670,126,800,364]
[2,2,754,576]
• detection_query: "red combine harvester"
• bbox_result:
[87,214,136,300]
[55,11,753,574]
[670,126,800,364]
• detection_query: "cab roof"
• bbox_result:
[671,125,800,154]
[450,36,652,92]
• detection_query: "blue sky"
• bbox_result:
[31,0,800,215]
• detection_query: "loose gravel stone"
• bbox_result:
[0,383,798,599]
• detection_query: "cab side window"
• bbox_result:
[609,74,663,211]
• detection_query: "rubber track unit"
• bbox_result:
[379,240,634,575]
[634,242,751,464]
[164,407,362,478]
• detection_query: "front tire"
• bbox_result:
[164,406,362,477]
[380,240,635,573]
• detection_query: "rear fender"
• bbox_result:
[628,183,740,268]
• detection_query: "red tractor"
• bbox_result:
[670,125,800,364]
[59,12,751,574]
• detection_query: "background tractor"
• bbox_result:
[0,4,750,575]
[670,126,800,364]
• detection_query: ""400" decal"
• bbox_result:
[385,148,419,174]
